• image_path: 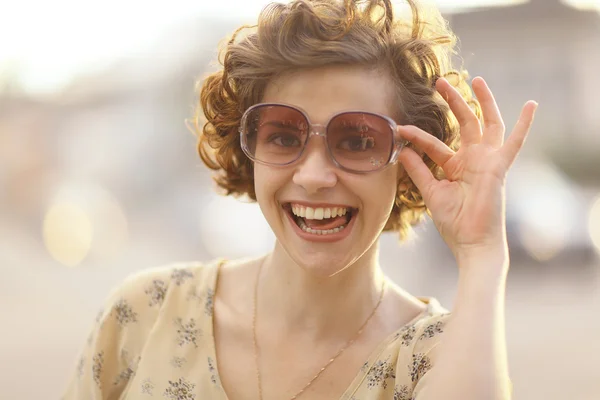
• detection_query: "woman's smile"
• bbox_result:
[281,202,359,242]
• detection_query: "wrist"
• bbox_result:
[455,243,509,274]
[455,247,509,302]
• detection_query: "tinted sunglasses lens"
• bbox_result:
[327,112,394,172]
[243,105,308,165]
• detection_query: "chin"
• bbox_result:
[288,250,357,278]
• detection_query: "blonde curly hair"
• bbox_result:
[192,0,480,241]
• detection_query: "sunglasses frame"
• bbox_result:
[239,102,405,174]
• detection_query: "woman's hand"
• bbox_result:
[398,77,537,266]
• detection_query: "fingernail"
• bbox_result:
[531,100,539,114]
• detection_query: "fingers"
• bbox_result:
[398,147,436,200]
[436,77,481,145]
[472,77,506,148]
[397,125,454,168]
[501,100,538,167]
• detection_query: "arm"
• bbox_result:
[417,250,511,400]
[397,76,537,400]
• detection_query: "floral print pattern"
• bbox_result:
[204,288,214,317]
[395,324,417,347]
[140,378,155,395]
[393,384,411,400]
[360,360,370,372]
[419,320,445,340]
[174,317,201,348]
[62,260,449,400]
[92,351,104,387]
[113,349,140,386]
[95,308,104,323]
[163,377,196,400]
[112,299,138,326]
[145,279,167,307]
[76,356,85,378]
[170,356,187,369]
[185,285,214,317]
[185,285,202,304]
[207,357,219,387]
[113,365,135,386]
[366,356,396,389]
[410,353,433,383]
[171,269,194,286]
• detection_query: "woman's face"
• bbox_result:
[254,66,402,276]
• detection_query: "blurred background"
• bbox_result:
[1,0,599,398]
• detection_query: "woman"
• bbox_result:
[63,0,537,399]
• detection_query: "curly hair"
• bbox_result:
[192,0,481,241]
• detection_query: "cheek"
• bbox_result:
[360,172,398,218]
[254,166,286,210]
[253,166,270,207]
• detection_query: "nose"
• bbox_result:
[292,135,338,194]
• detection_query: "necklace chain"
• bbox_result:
[252,259,386,400]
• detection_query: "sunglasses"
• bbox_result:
[239,103,405,173]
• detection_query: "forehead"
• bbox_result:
[261,66,397,124]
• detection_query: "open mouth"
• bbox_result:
[282,203,357,236]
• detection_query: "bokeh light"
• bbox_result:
[43,202,93,267]
[42,182,129,266]
[509,160,582,262]
[588,194,600,255]
[518,222,564,262]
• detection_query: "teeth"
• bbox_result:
[290,205,350,220]
[298,219,346,235]
[314,208,324,220]
[305,207,314,219]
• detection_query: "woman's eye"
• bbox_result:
[270,133,301,147]
[339,136,375,151]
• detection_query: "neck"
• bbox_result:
[256,241,386,341]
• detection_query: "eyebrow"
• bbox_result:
[259,120,305,130]
[258,119,386,134]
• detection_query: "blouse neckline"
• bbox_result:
[203,258,438,400]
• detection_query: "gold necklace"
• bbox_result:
[252,259,386,400]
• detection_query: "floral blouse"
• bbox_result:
[62,259,450,400]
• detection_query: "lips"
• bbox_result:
[281,202,358,242]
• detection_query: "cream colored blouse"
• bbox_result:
[62,259,450,400]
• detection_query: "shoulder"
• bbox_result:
[62,260,224,398]
[411,298,450,339]
[399,298,450,358]
[103,259,222,310]
[92,259,224,346]
[391,299,450,393]
[354,298,449,397]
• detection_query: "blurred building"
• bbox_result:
[446,0,600,263]
[450,0,600,180]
